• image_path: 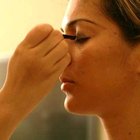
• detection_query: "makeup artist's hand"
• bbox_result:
[3,23,71,110]
[0,24,70,140]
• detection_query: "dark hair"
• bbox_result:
[101,0,140,42]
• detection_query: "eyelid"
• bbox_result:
[75,33,90,40]
[63,34,90,44]
[75,36,90,43]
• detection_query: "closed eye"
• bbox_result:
[75,36,90,44]
[63,34,90,44]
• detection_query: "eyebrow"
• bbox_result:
[61,18,98,32]
[67,18,97,27]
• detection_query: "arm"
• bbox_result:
[0,24,70,140]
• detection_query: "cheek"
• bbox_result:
[70,46,133,105]
[73,48,117,86]
[75,42,130,85]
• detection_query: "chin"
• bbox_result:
[63,96,94,116]
[63,92,106,116]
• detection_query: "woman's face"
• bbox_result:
[60,0,137,116]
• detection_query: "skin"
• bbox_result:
[0,24,71,140]
[59,0,140,139]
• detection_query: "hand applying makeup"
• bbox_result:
[0,24,71,140]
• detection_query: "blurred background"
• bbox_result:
[0,0,107,140]
[0,0,67,54]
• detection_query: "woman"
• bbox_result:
[0,0,140,140]
[60,0,140,140]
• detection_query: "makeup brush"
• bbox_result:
[63,34,76,40]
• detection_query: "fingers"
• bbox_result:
[34,30,64,56]
[20,24,53,47]
[44,40,69,65]
[55,53,71,72]
[14,23,71,80]
[19,24,65,58]
[48,53,71,76]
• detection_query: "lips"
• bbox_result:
[60,77,75,84]
[59,76,75,92]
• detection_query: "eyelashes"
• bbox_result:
[63,34,90,44]
[75,36,90,44]
[63,34,76,40]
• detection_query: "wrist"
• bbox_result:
[0,89,23,140]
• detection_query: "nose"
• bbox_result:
[63,34,76,64]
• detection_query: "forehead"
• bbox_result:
[62,0,103,28]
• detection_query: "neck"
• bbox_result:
[99,99,140,140]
